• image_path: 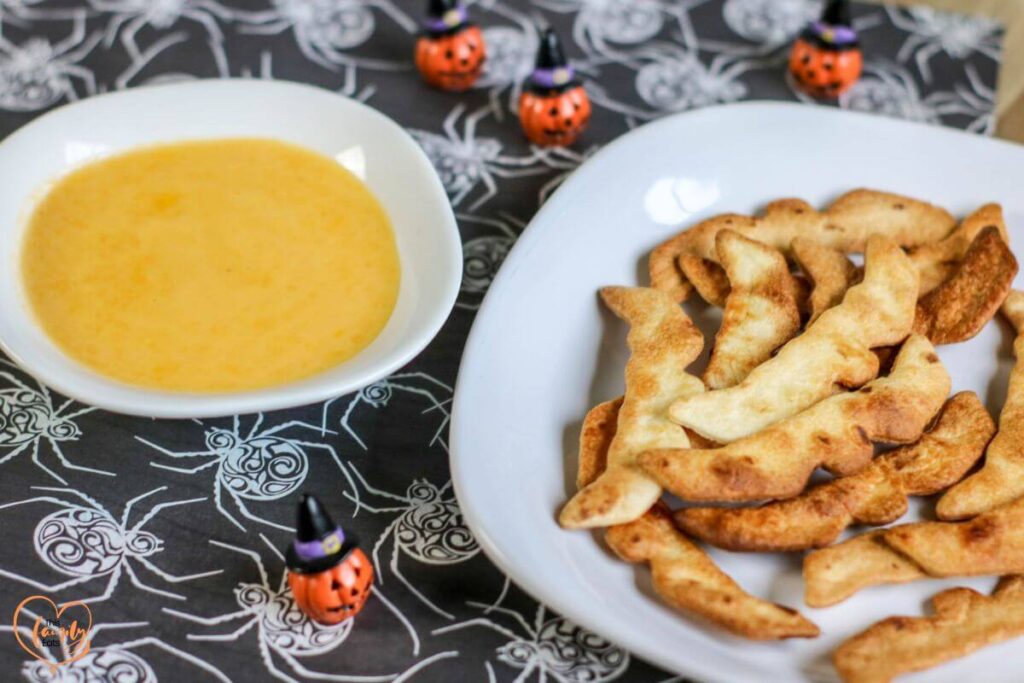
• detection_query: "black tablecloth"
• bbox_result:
[0,1,1003,681]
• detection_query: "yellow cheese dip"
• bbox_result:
[20,138,400,392]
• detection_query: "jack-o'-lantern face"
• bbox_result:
[288,548,373,625]
[788,38,862,98]
[519,85,591,147]
[415,26,486,92]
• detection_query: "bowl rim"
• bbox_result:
[0,79,462,418]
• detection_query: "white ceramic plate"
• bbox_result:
[0,79,461,418]
[451,102,1024,683]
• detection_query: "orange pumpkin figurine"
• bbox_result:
[788,0,862,98]
[519,28,591,147]
[415,0,486,92]
[285,493,373,625]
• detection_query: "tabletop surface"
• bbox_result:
[0,1,1004,682]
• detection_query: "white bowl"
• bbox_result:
[0,79,461,418]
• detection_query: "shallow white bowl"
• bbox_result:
[452,102,1024,682]
[0,79,461,418]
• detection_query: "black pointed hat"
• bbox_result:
[529,28,577,92]
[821,0,852,26]
[424,0,469,35]
[285,494,353,574]
[535,28,568,70]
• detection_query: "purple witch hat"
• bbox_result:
[285,494,353,574]
[528,28,577,93]
[804,0,858,48]
[423,0,470,36]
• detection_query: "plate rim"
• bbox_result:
[450,100,1024,681]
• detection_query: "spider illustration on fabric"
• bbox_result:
[886,5,1001,83]
[88,0,236,76]
[827,61,978,126]
[0,11,100,111]
[533,0,669,59]
[234,0,414,71]
[3,618,231,682]
[137,414,359,533]
[0,360,109,484]
[344,464,479,621]
[466,0,538,115]
[434,579,629,683]
[163,536,450,680]
[325,371,453,454]
[722,0,820,46]
[456,213,523,310]
[408,103,548,210]
[0,485,220,603]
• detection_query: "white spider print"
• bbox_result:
[533,0,668,59]
[0,11,100,111]
[456,213,523,310]
[89,0,235,78]
[830,61,972,126]
[434,582,628,683]
[0,360,109,485]
[3,618,231,682]
[324,371,453,454]
[535,144,600,203]
[722,0,820,46]
[163,536,446,681]
[114,29,223,89]
[137,414,359,533]
[344,464,479,620]
[945,63,996,134]
[467,0,538,115]
[0,485,220,604]
[234,0,414,71]
[409,103,548,211]
[886,5,1001,83]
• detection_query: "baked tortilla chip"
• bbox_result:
[560,287,704,528]
[678,254,730,307]
[909,203,1007,296]
[675,392,992,551]
[938,290,1024,520]
[791,237,861,324]
[883,497,1024,578]
[643,335,950,502]
[576,398,622,490]
[648,189,954,303]
[605,503,819,640]
[669,236,918,444]
[803,530,926,608]
[834,576,1024,683]
[912,226,1017,345]
[703,231,802,390]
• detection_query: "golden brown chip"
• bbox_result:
[912,227,1018,345]
[560,287,704,529]
[678,254,729,307]
[668,236,918,444]
[648,189,954,303]
[604,503,819,640]
[643,335,950,503]
[576,398,623,490]
[909,203,1007,296]
[883,497,1024,578]
[803,530,927,608]
[675,392,992,551]
[791,237,861,324]
[938,290,1024,520]
[834,576,1024,683]
[703,231,802,390]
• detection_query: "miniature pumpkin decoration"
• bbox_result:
[415,0,486,92]
[285,494,374,625]
[788,0,862,98]
[519,28,591,147]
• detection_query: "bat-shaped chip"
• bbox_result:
[668,235,918,444]
[675,392,993,551]
[641,334,950,503]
